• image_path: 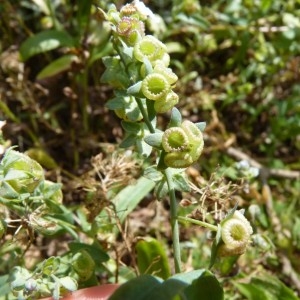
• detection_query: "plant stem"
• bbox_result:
[178,216,218,232]
[135,97,155,133]
[164,168,181,273]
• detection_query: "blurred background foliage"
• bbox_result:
[0,0,300,299]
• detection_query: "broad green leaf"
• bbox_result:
[20,30,75,61]
[111,177,155,223]
[68,242,109,266]
[36,55,77,80]
[136,238,171,280]
[109,275,162,300]
[182,270,223,300]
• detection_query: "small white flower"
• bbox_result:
[236,160,250,170]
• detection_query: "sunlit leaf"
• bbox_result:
[20,30,75,61]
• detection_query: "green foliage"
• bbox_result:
[136,238,171,280]
[1,0,300,299]
[234,275,298,300]
[110,270,223,300]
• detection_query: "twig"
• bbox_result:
[226,147,300,180]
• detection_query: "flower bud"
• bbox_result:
[161,120,204,168]
[116,17,145,46]
[154,91,179,113]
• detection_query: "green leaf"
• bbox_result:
[111,177,155,223]
[121,121,141,133]
[59,277,78,292]
[41,257,61,275]
[109,270,223,300]
[109,275,162,300]
[182,270,223,300]
[173,172,191,192]
[0,275,10,297]
[36,55,77,80]
[136,238,171,280]
[101,56,130,88]
[235,276,299,300]
[19,30,75,61]
[127,81,142,95]
[169,107,182,128]
[209,224,222,269]
[120,134,136,148]
[143,166,163,182]
[106,97,126,110]
[195,122,206,132]
[144,133,163,149]
[68,242,109,266]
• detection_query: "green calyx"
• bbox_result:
[162,120,204,168]
[134,35,167,64]
[142,73,170,101]
[117,17,145,46]
[154,90,179,113]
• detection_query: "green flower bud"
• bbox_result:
[117,17,145,46]
[219,210,253,257]
[161,120,204,168]
[72,250,95,282]
[153,63,178,85]
[134,35,167,64]
[142,73,170,101]
[154,91,179,113]
[2,149,44,193]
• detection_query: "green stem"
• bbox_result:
[164,168,181,273]
[178,216,218,232]
[135,97,155,133]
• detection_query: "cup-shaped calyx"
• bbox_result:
[219,210,253,256]
[134,35,170,66]
[162,120,204,168]
[116,17,145,46]
[141,63,178,112]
